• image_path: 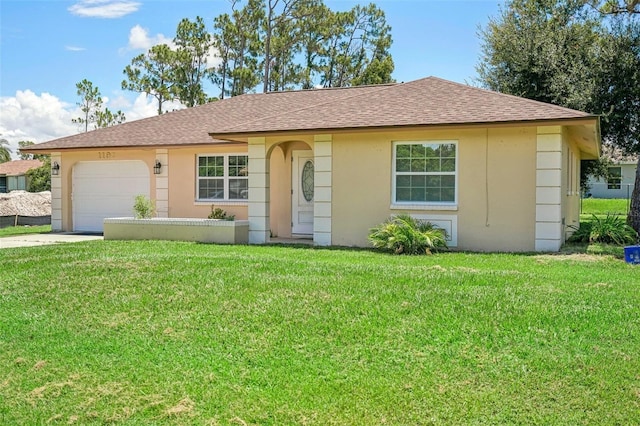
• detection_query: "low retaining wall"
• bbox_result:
[0,215,51,228]
[103,218,249,244]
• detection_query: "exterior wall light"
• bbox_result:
[154,160,162,175]
[52,161,60,176]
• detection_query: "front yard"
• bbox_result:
[1,241,638,424]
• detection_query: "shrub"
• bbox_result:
[568,214,638,245]
[26,156,51,192]
[369,214,448,255]
[208,205,235,221]
[133,195,155,219]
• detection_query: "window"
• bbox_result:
[7,176,24,191]
[607,167,621,190]
[17,175,27,190]
[393,141,457,204]
[197,155,248,201]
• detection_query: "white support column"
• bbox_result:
[50,152,62,231]
[155,149,169,218]
[248,138,270,244]
[314,134,332,246]
[535,126,563,252]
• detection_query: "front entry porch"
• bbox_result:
[247,134,332,246]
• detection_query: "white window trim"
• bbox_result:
[390,204,458,211]
[194,201,248,207]
[607,166,622,190]
[391,140,459,209]
[196,154,248,202]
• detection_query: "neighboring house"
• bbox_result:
[24,77,600,252]
[0,159,44,193]
[587,156,637,199]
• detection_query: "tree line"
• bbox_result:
[70,0,394,131]
[121,0,393,114]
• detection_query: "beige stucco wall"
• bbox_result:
[330,126,538,251]
[53,123,587,251]
[269,145,287,238]
[167,146,248,220]
[104,218,249,244]
[55,145,250,232]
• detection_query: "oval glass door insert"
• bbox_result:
[301,160,314,202]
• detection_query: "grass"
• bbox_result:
[581,198,629,218]
[576,199,638,244]
[1,241,639,424]
[0,225,51,238]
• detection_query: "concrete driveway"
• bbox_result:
[0,233,103,249]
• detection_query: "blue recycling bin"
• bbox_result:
[624,246,640,264]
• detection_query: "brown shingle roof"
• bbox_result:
[0,159,44,176]
[211,77,595,136]
[26,77,596,151]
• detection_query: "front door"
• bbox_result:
[292,150,314,235]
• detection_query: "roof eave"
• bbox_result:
[209,116,600,142]
[20,139,245,154]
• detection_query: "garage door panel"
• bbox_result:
[73,161,150,232]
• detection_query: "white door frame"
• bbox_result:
[292,150,314,235]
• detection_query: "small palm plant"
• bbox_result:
[569,214,637,245]
[369,214,448,255]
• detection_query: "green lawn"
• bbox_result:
[1,241,638,424]
[0,225,51,238]
[581,198,629,217]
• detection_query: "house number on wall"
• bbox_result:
[98,152,114,159]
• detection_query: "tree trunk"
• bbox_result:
[627,156,640,238]
[263,4,273,93]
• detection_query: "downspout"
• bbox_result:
[485,128,490,228]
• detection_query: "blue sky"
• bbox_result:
[0,0,504,156]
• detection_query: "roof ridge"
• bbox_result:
[262,81,398,95]
[215,83,404,134]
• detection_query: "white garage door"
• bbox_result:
[73,161,150,232]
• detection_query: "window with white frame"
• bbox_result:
[607,166,621,190]
[197,155,248,201]
[393,141,457,204]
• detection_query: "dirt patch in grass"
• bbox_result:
[165,397,195,417]
[32,360,47,370]
[534,254,606,263]
[29,380,74,402]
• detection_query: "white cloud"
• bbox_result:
[206,45,222,69]
[108,94,133,110]
[123,25,220,68]
[68,0,141,19]
[0,91,78,155]
[0,90,185,158]
[100,92,186,119]
[126,25,174,51]
[126,93,186,120]
[65,45,86,51]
